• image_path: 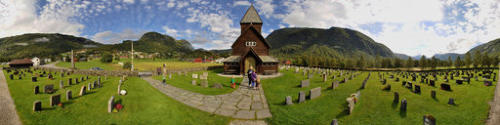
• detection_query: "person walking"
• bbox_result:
[247,67,254,87]
[251,69,257,89]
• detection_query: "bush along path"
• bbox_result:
[141,76,272,120]
[0,69,22,125]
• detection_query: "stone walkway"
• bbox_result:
[0,69,22,125]
[487,67,500,125]
[142,76,272,120]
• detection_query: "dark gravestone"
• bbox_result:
[50,94,61,107]
[429,80,435,86]
[87,83,91,91]
[440,83,451,91]
[301,79,310,88]
[414,85,421,94]
[9,74,13,80]
[393,92,399,103]
[331,119,338,125]
[484,81,493,86]
[400,99,407,111]
[456,80,463,85]
[44,84,54,94]
[298,91,306,103]
[33,100,42,112]
[431,90,436,98]
[407,82,413,89]
[66,90,72,100]
[68,78,72,85]
[75,78,79,84]
[448,98,455,105]
[32,77,37,82]
[93,81,98,89]
[34,85,40,94]
[331,81,339,89]
[285,96,293,105]
[18,75,22,80]
[402,81,407,86]
[423,115,436,125]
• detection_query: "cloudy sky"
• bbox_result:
[1,0,499,56]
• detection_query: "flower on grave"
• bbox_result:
[120,90,127,95]
[58,103,63,108]
[112,108,118,113]
[115,104,123,111]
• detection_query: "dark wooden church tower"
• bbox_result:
[223,5,278,75]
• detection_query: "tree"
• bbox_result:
[406,57,413,69]
[455,56,463,68]
[482,54,491,67]
[356,55,366,69]
[100,54,113,63]
[430,56,438,69]
[123,61,132,69]
[447,56,453,67]
[420,55,427,69]
[465,53,472,68]
[473,50,482,68]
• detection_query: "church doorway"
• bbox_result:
[244,56,256,73]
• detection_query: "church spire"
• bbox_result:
[240,4,263,24]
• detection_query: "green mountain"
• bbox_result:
[467,38,500,57]
[266,27,394,59]
[97,32,195,58]
[394,53,412,59]
[433,53,463,60]
[0,33,102,62]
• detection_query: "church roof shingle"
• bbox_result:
[240,5,263,24]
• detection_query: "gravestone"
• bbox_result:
[423,114,436,125]
[407,82,413,89]
[68,78,72,85]
[331,119,338,125]
[59,80,64,89]
[50,94,61,106]
[93,81,98,88]
[431,90,436,98]
[9,74,13,80]
[285,96,293,105]
[34,85,40,94]
[213,83,223,88]
[298,91,306,103]
[331,81,339,89]
[33,100,42,112]
[383,84,391,91]
[191,80,197,85]
[448,98,455,105]
[32,77,37,82]
[484,81,493,86]
[87,83,91,91]
[393,92,399,103]
[429,80,435,86]
[117,83,122,94]
[456,80,463,85]
[108,96,115,113]
[440,83,451,91]
[414,85,421,94]
[192,74,198,79]
[201,80,208,88]
[44,84,54,94]
[79,86,86,96]
[301,79,310,88]
[66,90,72,100]
[18,75,22,80]
[75,78,79,84]
[400,99,407,111]
[203,72,208,77]
[309,87,321,99]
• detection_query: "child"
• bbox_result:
[256,77,261,90]
[231,75,236,88]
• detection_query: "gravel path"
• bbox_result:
[0,69,22,125]
[142,76,272,120]
[487,67,500,125]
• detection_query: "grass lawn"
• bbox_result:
[153,68,241,95]
[56,59,121,70]
[262,69,498,125]
[4,69,230,125]
[119,58,222,71]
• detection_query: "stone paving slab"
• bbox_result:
[229,120,267,125]
[487,68,500,125]
[142,76,272,120]
[0,69,22,125]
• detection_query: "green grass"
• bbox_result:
[152,68,241,95]
[56,59,121,70]
[262,69,498,125]
[4,69,230,125]
[118,58,222,71]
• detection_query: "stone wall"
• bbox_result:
[34,67,139,77]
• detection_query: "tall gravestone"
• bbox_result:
[50,94,61,106]
[66,90,72,100]
[34,85,40,94]
[68,78,72,85]
[431,91,436,98]
[400,99,407,112]
[393,92,399,103]
[79,86,86,96]
[298,91,306,103]
[108,96,115,113]
[33,100,42,112]
[59,80,64,89]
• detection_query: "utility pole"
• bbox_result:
[131,41,134,71]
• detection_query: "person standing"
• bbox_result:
[251,69,257,89]
[247,67,254,86]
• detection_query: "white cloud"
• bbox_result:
[162,26,178,36]
[0,0,85,38]
[277,0,500,56]
[167,1,175,8]
[123,0,135,4]
[91,29,145,44]
[255,0,274,18]
[176,1,189,9]
[233,1,251,6]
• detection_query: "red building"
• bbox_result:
[223,5,278,75]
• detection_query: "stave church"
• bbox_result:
[223,5,278,75]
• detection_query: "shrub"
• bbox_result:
[123,62,132,69]
[100,54,113,63]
